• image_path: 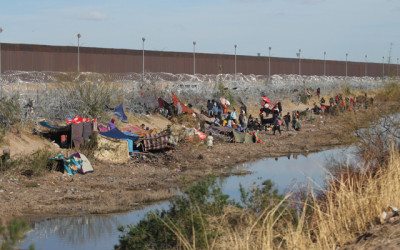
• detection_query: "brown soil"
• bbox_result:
[0,112,346,221]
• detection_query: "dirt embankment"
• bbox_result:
[0,111,350,222]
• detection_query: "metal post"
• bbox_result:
[382,56,385,77]
[298,49,301,76]
[234,44,237,81]
[142,37,146,82]
[193,41,196,75]
[365,55,367,77]
[397,58,399,78]
[345,53,348,79]
[77,33,81,72]
[323,51,326,76]
[268,46,271,83]
[0,27,3,98]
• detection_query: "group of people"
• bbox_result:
[201,98,302,136]
[203,100,248,131]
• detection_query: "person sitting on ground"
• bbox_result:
[273,116,282,135]
[320,97,326,104]
[1,148,10,167]
[283,112,291,131]
[294,120,301,131]
[207,132,214,150]
[107,118,116,131]
[254,118,261,130]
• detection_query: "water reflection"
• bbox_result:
[21,147,354,250]
[20,203,169,250]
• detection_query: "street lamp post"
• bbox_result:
[382,56,385,77]
[298,49,301,75]
[345,53,348,79]
[365,55,367,77]
[77,33,81,72]
[234,44,237,81]
[0,27,3,99]
[268,46,271,83]
[193,41,196,75]
[142,37,146,82]
[323,51,326,76]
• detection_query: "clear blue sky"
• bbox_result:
[0,0,399,63]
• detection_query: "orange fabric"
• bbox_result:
[171,92,195,113]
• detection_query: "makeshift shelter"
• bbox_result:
[232,130,255,143]
[70,153,94,174]
[40,118,96,148]
[51,153,83,176]
[114,103,128,122]
[171,92,195,114]
[141,132,170,151]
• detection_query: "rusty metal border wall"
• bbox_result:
[0,43,396,77]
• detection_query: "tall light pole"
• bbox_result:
[298,49,301,75]
[0,27,3,83]
[323,51,326,76]
[0,27,3,99]
[268,46,271,83]
[365,54,367,77]
[234,44,237,81]
[193,41,196,75]
[382,56,385,77]
[345,53,348,79]
[142,37,146,82]
[77,33,81,72]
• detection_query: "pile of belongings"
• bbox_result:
[121,125,151,138]
[51,152,93,176]
[232,130,263,144]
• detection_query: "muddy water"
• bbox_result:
[21,147,355,250]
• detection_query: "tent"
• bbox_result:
[232,130,255,143]
[51,153,83,176]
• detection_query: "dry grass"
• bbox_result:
[166,147,400,249]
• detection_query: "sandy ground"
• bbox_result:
[0,110,347,222]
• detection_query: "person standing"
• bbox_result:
[273,116,282,135]
[231,108,238,124]
[283,112,291,131]
[207,132,214,150]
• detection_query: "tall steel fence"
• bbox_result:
[1,43,399,77]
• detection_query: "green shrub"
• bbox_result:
[299,93,308,105]
[0,96,21,128]
[0,217,33,250]
[116,177,288,249]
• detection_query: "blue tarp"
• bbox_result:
[99,128,139,153]
[39,121,70,131]
[114,103,128,122]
